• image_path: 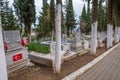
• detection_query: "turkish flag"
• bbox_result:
[21,39,25,46]
[13,53,23,62]
[26,37,29,43]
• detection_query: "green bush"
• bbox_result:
[26,43,50,54]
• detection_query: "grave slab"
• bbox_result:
[3,30,28,73]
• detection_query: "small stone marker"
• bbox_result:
[3,30,28,73]
[84,40,89,50]
[75,27,81,42]
[50,42,56,56]
[62,34,67,44]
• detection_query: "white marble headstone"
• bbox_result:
[62,34,67,44]
[75,28,81,42]
[3,30,22,51]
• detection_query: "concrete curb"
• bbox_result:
[62,43,120,80]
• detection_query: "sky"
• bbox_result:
[8,0,88,21]
[34,0,87,21]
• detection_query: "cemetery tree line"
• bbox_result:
[0,0,120,74]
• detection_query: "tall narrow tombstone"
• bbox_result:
[0,17,8,80]
[62,34,67,44]
[50,42,56,56]
[75,27,81,42]
[75,27,81,49]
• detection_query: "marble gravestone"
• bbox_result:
[62,34,67,44]
[3,30,22,52]
[70,27,82,51]
[75,27,81,42]
[50,42,56,56]
[3,30,28,73]
[62,34,70,51]
[74,27,81,49]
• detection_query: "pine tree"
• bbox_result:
[90,0,98,54]
[66,0,76,36]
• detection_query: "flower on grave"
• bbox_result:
[4,42,8,51]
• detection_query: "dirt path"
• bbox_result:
[9,47,105,80]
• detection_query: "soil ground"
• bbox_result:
[9,46,106,80]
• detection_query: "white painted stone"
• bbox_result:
[110,25,113,47]
[62,43,120,80]
[50,42,56,56]
[62,43,71,51]
[98,39,104,47]
[26,60,35,67]
[5,48,28,65]
[90,21,98,54]
[54,3,62,74]
[84,40,89,50]
[0,17,8,80]
[75,27,81,42]
[76,41,82,48]
[62,34,67,44]
[107,24,111,48]
[3,30,22,52]
[118,27,120,42]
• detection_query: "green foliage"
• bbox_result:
[98,0,107,31]
[14,0,36,37]
[0,1,19,30]
[86,0,91,34]
[81,4,87,21]
[50,0,55,28]
[36,1,51,40]
[66,0,76,36]
[80,4,88,33]
[36,15,51,39]
[26,43,50,53]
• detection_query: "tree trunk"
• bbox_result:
[0,16,8,80]
[90,21,98,54]
[90,0,98,54]
[53,0,62,74]
[115,27,119,43]
[107,0,113,48]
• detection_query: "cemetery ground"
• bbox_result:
[9,46,106,80]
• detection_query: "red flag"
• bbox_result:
[4,42,8,51]
[21,39,25,46]
[13,53,23,62]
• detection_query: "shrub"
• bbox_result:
[26,43,50,54]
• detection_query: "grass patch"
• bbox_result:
[26,43,50,54]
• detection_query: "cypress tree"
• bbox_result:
[81,4,87,21]
[80,4,88,33]
[14,0,36,37]
[50,0,55,37]
[86,0,91,34]
[36,0,51,39]
[66,0,76,36]
[1,1,19,30]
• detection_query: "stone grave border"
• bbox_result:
[62,43,120,80]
